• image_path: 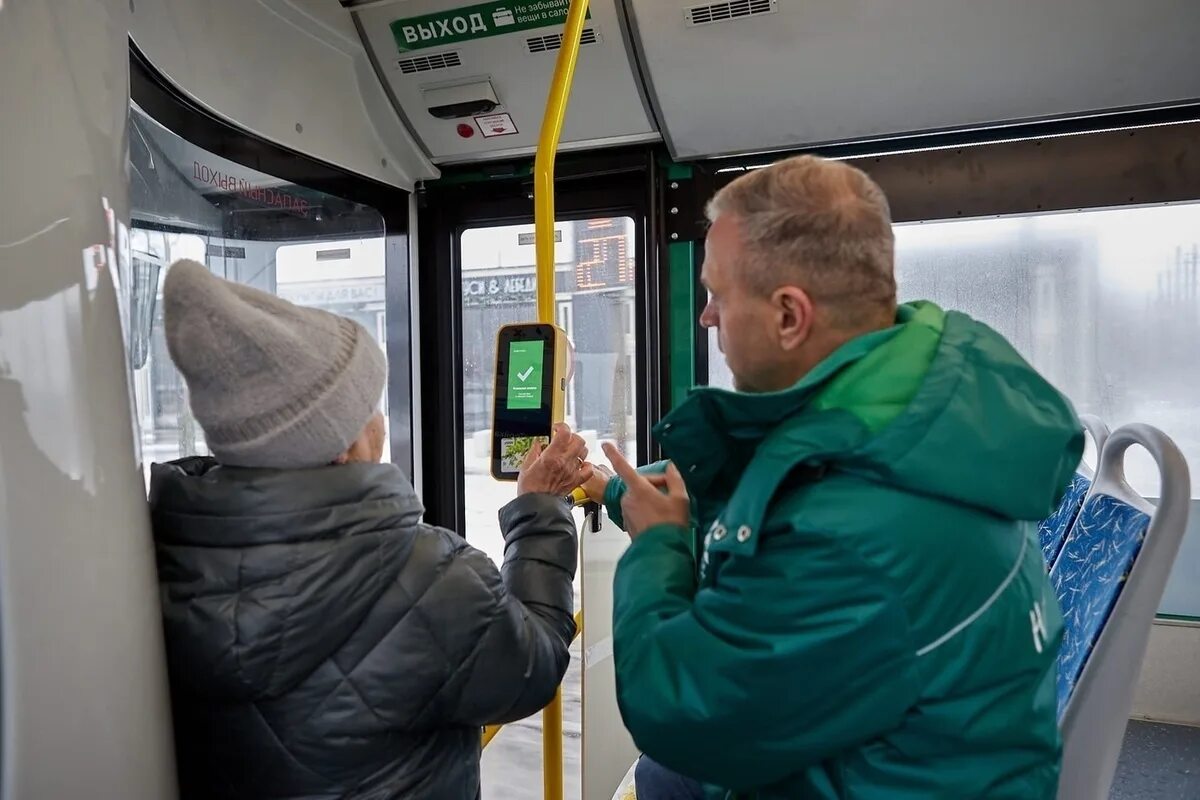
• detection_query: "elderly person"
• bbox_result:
[150,259,589,799]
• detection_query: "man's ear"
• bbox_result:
[773,285,816,351]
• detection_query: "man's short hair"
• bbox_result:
[706,155,897,326]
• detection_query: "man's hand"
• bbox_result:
[603,443,690,539]
[580,462,614,503]
[518,424,593,497]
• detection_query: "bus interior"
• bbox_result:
[2,1,1199,798]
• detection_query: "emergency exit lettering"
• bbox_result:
[193,161,310,219]
[390,0,590,53]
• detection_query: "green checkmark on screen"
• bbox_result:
[507,340,544,410]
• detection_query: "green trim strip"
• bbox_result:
[664,161,692,181]
[664,160,696,410]
[668,239,696,409]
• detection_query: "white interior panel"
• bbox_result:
[1132,620,1200,726]
[131,0,436,188]
[352,0,658,163]
[627,0,1200,159]
[582,513,640,800]
[0,2,178,797]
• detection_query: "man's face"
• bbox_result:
[699,214,785,393]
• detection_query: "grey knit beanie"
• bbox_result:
[161,259,386,469]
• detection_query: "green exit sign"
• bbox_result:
[390,0,591,53]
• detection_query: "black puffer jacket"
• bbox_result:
[149,457,578,800]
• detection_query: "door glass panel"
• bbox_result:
[464,218,638,800]
[128,104,388,484]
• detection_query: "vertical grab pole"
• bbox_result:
[534,3,590,800]
[534,0,590,326]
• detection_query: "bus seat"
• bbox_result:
[1054,423,1190,800]
[1037,414,1109,569]
[1038,473,1092,567]
[1052,494,1151,714]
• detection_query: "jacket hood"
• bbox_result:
[660,302,1083,521]
[149,457,425,700]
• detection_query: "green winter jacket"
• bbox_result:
[607,301,1082,799]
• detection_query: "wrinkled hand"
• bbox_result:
[603,443,690,539]
[580,462,614,503]
[517,423,594,497]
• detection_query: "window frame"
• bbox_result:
[417,149,660,534]
[129,42,416,478]
[689,116,1200,385]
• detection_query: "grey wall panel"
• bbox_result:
[130,0,436,188]
[626,0,1200,159]
[1133,621,1200,726]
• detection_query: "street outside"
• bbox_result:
[468,434,636,800]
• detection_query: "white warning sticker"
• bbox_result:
[584,636,614,669]
[475,112,519,138]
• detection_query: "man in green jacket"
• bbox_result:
[591,155,1083,799]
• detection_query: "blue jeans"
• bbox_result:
[634,755,706,800]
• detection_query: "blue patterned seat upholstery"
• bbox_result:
[1038,472,1091,568]
[1050,493,1151,719]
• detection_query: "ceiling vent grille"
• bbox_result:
[686,0,777,26]
[526,27,599,54]
[397,51,462,75]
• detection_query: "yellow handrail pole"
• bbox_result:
[542,606,584,798]
[534,3,589,798]
[534,0,590,326]
[483,0,591,771]
[544,684,563,800]
[482,724,503,749]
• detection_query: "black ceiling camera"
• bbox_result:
[423,80,500,120]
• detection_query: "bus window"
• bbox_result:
[707,317,736,391]
[892,205,1200,500]
[128,104,388,484]
[277,241,389,459]
[700,202,1200,617]
[890,205,1200,616]
[705,204,1200,506]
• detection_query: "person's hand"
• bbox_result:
[580,462,614,503]
[603,443,690,539]
[517,424,594,497]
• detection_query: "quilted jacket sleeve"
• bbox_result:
[425,493,579,727]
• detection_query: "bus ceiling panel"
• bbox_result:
[349,0,660,164]
[129,0,438,190]
[624,0,1200,160]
